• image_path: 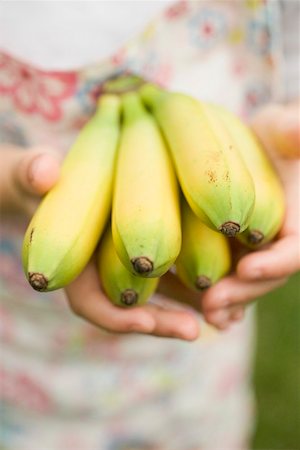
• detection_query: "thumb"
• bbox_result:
[13,147,61,196]
[251,102,300,159]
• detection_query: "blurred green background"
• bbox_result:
[252,271,300,450]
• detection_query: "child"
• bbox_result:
[0,1,299,449]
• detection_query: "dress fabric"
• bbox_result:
[0,1,282,449]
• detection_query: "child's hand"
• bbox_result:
[201,102,300,329]
[65,260,199,341]
[0,144,60,216]
[1,145,199,341]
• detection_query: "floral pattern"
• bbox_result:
[164,0,189,20]
[188,8,227,49]
[0,53,77,121]
[0,0,282,448]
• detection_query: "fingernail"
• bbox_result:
[248,269,262,280]
[179,319,199,341]
[218,321,231,331]
[230,308,245,322]
[28,154,48,183]
[209,309,230,325]
[214,295,229,308]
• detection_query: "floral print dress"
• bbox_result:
[0,1,283,449]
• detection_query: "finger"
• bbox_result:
[66,262,199,340]
[201,274,288,312]
[13,147,61,197]
[251,102,300,159]
[65,261,156,334]
[144,297,200,340]
[204,304,245,330]
[237,235,300,281]
[229,306,245,322]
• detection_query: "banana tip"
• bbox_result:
[28,272,48,291]
[120,289,139,306]
[219,221,240,237]
[248,229,264,245]
[195,275,212,290]
[131,257,153,275]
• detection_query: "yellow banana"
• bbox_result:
[140,84,255,237]
[176,198,231,291]
[22,94,121,291]
[208,103,285,247]
[98,226,159,307]
[112,91,181,278]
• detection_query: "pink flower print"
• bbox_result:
[239,82,270,118]
[232,58,248,77]
[164,0,189,20]
[0,52,77,121]
[111,47,127,67]
[0,367,52,413]
[244,82,270,112]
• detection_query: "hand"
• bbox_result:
[65,259,199,341]
[1,145,199,341]
[0,144,60,216]
[201,102,300,329]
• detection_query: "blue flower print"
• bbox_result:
[188,8,227,50]
[247,18,272,56]
[75,68,127,116]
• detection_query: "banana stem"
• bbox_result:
[102,74,145,95]
[96,94,121,121]
[121,92,147,123]
[139,83,165,109]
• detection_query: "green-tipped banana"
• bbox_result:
[112,91,181,278]
[98,226,159,307]
[208,103,285,247]
[176,199,231,291]
[140,84,255,237]
[22,95,121,291]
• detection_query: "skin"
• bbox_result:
[1,102,299,340]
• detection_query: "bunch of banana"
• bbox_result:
[22,76,285,309]
[22,94,121,291]
[98,226,159,307]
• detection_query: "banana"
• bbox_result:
[140,84,255,237]
[98,226,159,307]
[208,103,285,247]
[176,198,231,291]
[112,91,181,278]
[22,94,121,291]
